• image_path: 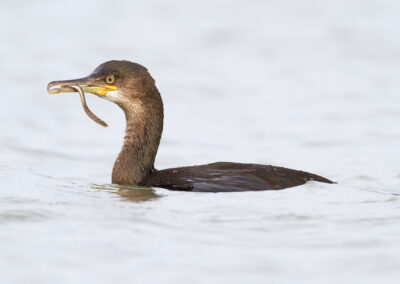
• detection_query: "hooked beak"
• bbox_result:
[47,76,117,97]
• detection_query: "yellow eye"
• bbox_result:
[106,75,115,84]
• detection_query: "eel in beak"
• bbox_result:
[47,76,117,127]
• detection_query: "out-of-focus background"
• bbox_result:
[0,0,399,283]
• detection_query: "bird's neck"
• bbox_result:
[112,92,163,185]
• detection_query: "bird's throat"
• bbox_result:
[111,93,163,185]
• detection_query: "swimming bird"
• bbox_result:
[47,60,334,192]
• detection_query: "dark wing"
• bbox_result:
[140,162,334,192]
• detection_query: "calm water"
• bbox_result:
[1,0,400,283]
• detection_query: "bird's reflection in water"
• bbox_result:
[92,184,162,202]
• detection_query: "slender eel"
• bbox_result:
[68,85,108,127]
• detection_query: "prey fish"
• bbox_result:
[68,85,108,127]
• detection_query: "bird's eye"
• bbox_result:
[106,75,115,84]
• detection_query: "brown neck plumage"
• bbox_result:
[111,87,163,185]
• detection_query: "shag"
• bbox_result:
[47,60,334,192]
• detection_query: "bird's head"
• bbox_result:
[47,60,157,106]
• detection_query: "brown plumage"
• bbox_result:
[48,60,334,192]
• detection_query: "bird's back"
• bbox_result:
[140,162,334,192]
